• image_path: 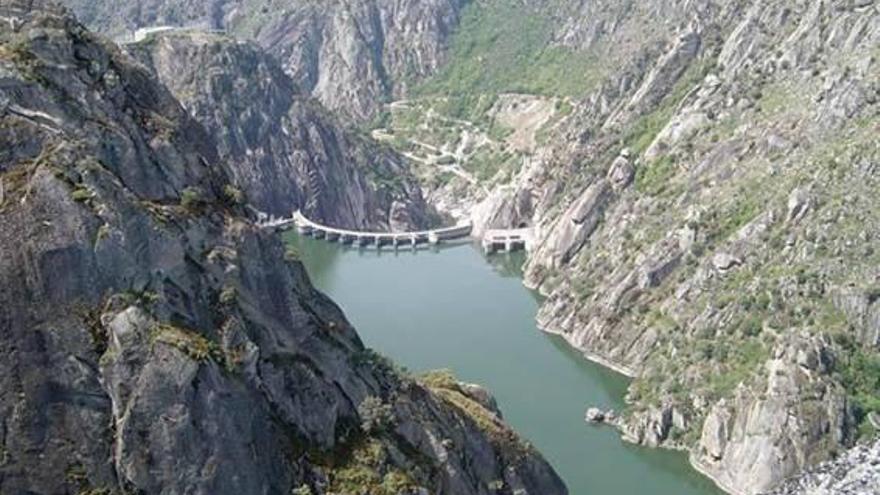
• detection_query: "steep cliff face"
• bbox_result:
[465,1,880,493]
[130,29,432,230]
[0,3,566,494]
[62,0,468,122]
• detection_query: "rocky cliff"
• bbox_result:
[461,1,880,493]
[62,0,467,122]
[0,2,566,494]
[129,29,432,230]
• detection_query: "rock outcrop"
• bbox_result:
[693,334,854,494]
[832,286,880,350]
[130,29,432,230]
[0,3,566,494]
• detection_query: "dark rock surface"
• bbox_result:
[130,29,432,230]
[0,2,566,494]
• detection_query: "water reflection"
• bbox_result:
[482,250,529,279]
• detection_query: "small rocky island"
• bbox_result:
[584,407,617,425]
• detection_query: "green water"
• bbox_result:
[289,234,723,495]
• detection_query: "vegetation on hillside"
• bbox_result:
[417,0,603,100]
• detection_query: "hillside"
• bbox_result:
[354,0,880,492]
[427,1,880,494]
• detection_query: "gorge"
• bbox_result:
[2,0,879,494]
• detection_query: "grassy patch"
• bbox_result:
[634,154,677,196]
[624,108,678,157]
[758,82,798,115]
[711,196,761,242]
[429,94,499,125]
[179,187,204,212]
[151,323,221,362]
[622,56,715,155]
[312,437,422,495]
[464,147,519,182]
[416,0,602,99]
[71,185,93,202]
[419,370,529,457]
[705,338,769,399]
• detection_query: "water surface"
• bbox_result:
[288,234,722,495]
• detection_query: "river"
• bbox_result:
[287,233,723,495]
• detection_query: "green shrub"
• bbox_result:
[151,323,221,363]
[291,485,313,495]
[707,195,761,243]
[180,187,203,211]
[71,186,93,202]
[634,155,677,196]
[314,438,420,495]
[840,349,880,438]
[436,155,456,165]
[739,315,763,337]
[223,184,244,204]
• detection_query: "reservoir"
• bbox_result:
[288,233,723,495]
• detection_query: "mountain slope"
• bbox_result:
[62,0,468,122]
[0,2,565,494]
[445,1,879,494]
[130,29,433,230]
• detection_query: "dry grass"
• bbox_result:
[420,370,530,458]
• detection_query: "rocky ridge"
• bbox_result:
[0,2,566,494]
